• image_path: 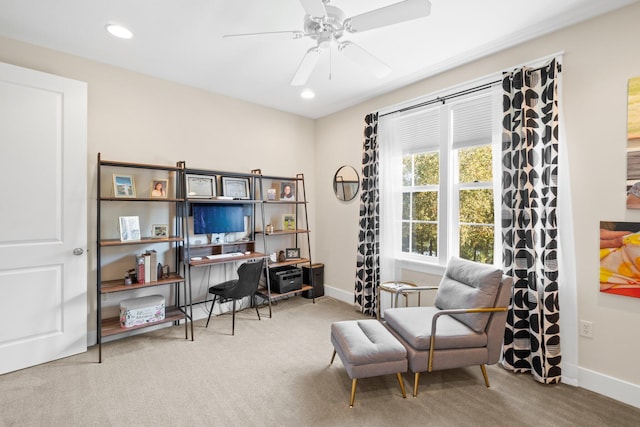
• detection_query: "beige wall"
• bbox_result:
[1,1,640,407]
[315,2,640,406]
[0,36,316,335]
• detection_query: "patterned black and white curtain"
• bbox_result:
[501,58,562,384]
[355,112,380,316]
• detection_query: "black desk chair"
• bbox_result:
[205,259,264,335]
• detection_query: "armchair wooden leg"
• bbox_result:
[413,372,420,397]
[396,373,407,398]
[349,378,357,408]
[480,364,490,388]
[330,349,336,364]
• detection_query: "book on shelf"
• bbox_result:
[119,216,141,242]
[136,255,145,284]
[144,252,151,283]
[146,250,158,282]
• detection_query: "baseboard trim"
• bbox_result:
[579,366,640,409]
[324,284,353,305]
[561,361,579,386]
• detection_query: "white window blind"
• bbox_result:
[451,94,493,149]
[396,107,440,154]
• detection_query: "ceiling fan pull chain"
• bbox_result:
[329,45,333,81]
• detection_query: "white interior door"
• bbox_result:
[0,61,87,374]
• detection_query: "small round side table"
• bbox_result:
[377,280,422,319]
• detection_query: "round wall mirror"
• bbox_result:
[333,165,360,201]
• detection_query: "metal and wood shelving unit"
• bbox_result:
[252,171,315,308]
[96,153,193,363]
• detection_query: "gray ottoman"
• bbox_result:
[330,319,407,407]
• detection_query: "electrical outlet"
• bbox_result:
[580,320,593,338]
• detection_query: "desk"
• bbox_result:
[188,251,266,267]
[186,251,272,317]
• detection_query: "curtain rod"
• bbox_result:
[380,62,562,118]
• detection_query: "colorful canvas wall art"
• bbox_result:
[600,220,640,299]
[626,76,640,208]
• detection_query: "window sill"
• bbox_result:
[400,258,446,276]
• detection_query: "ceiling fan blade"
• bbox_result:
[299,0,328,18]
[338,41,391,78]
[345,0,431,33]
[223,30,305,40]
[291,47,322,86]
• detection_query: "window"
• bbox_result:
[384,85,500,267]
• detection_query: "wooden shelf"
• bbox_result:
[258,284,312,300]
[186,198,261,204]
[257,229,310,236]
[99,159,184,171]
[100,197,184,202]
[188,251,267,267]
[100,236,183,247]
[267,258,311,268]
[100,273,184,293]
[263,200,308,205]
[100,306,185,337]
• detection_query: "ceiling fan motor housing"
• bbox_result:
[304,5,346,46]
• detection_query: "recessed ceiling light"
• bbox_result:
[105,24,133,39]
[300,89,315,99]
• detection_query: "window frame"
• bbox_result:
[388,87,501,271]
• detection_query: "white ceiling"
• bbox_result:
[0,0,636,118]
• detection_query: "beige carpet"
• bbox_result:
[1,296,639,426]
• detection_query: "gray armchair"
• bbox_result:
[383,257,512,397]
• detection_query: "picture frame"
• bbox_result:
[152,224,169,238]
[280,181,296,201]
[113,174,136,198]
[285,247,300,260]
[283,213,296,231]
[222,176,251,199]
[186,174,216,199]
[267,188,277,201]
[150,179,168,198]
[119,216,141,241]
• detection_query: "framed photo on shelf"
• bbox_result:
[222,176,250,199]
[283,214,296,231]
[186,174,216,198]
[113,174,136,198]
[119,216,141,241]
[152,224,168,238]
[267,188,277,201]
[285,247,300,260]
[150,179,168,198]
[280,181,296,201]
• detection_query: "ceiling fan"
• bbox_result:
[223,0,432,86]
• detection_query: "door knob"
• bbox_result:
[73,248,84,255]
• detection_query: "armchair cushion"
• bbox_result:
[384,307,487,351]
[434,257,503,333]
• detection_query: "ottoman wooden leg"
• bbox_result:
[413,372,420,397]
[330,349,336,364]
[396,373,407,398]
[349,378,358,408]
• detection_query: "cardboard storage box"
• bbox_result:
[120,295,165,328]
